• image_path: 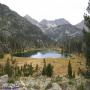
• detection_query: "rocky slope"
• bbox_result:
[25,15,83,42]
[44,24,83,41]
[0,3,53,52]
[75,20,84,30]
[24,15,41,28]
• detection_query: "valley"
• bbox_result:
[0,1,90,90]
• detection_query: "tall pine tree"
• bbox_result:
[84,0,90,68]
[46,64,53,77]
[68,60,72,79]
[4,59,13,77]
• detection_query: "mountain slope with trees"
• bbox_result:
[0,3,53,53]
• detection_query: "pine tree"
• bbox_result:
[68,60,72,79]
[14,65,18,77]
[72,71,75,78]
[28,63,33,76]
[83,0,90,68]
[0,64,4,76]
[42,59,53,77]
[42,65,46,76]
[46,64,53,77]
[83,14,90,78]
[83,29,90,67]
[4,59,13,77]
[23,64,27,76]
[35,64,39,71]
[42,59,47,76]
[17,66,22,77]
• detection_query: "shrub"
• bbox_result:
[8,78,15,84]
[0,54,4,58]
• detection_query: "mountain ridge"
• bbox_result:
[24,14,84,29]
[0,3,54,52]
[24,15,83,42]
[0,3,84,53]
[40,18,71,27]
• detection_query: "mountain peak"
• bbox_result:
[40,18,70,28]
[75,20,84,29]
[54,18,70,25]
[0,3,10,14]
[24,15,33,20]
[24,15,41,28]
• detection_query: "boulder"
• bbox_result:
[0,75,8,84]
[47,83,62,90]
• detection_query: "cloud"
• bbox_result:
[0,0,88,24]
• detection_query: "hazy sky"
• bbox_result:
[0,0,89,24]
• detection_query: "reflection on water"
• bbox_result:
[30,51,63,58]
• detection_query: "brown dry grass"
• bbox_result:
[0,53,86,76]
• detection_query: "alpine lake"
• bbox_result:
[13,50,67,58]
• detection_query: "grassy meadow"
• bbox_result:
[0,53,86,76]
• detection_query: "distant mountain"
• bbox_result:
[39,19,83,41]
[24,15,46,32]
[24,15,83,43]
[44,24,83,41]
[75,20,84,30]
[0,3,53,52]
[40,18,70,28]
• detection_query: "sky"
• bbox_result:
[0,0,89,25]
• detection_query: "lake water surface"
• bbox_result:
[30,51,63,58]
